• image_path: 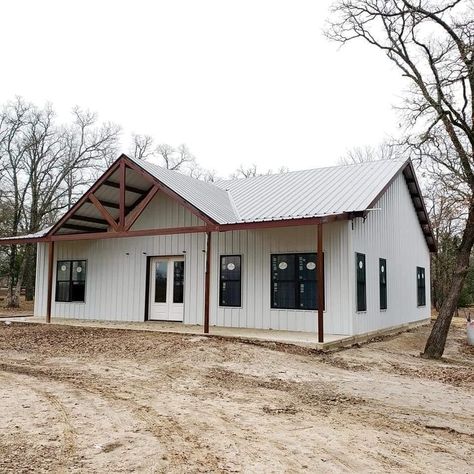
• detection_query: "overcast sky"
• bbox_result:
[0,0,406,176]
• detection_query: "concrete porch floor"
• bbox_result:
[1,315,351,350]
[1,315,430,350]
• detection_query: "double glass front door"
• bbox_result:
[148,257,185,321]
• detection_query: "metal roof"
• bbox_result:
[214,159,408,223]
[0,156,435,252]
[126,156,238,224]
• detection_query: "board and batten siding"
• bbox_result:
[34,193,207,323]
[351,173,431,334]
[210,221,353,335]
[34,172,431,336]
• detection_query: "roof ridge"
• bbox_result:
[216,157,408,185]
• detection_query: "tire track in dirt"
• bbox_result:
[34,388,77,469]
[0,369,77,471]
[0,360,224,473]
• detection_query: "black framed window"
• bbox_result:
[379,258,387,310]
[271,253,324,310]
[219,255,241,307]
[356,253,366,312]
[56,260,86,302]
[417,266,426,306]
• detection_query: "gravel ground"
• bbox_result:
[0,319,472,473]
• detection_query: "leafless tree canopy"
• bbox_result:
[327,0,474,358]
[339,141,406,164]
[0,98,120,307]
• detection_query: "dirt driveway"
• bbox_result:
[0,320,472,473]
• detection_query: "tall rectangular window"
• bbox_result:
[356,253,366,312]
[220,255,241,307]
[271,253,324,310]
[379,258,387,310]
[56,260,86,302]
[417,266,426,306]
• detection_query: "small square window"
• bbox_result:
[56,260,87,302]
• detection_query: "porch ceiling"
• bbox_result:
[55,165,152,235]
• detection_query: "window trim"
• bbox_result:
[55,259,87,303]
[270,252,325,311]
[417,266,426,307]
[356,252,367,313]
[379,258,387,311]
[219,255,242,308]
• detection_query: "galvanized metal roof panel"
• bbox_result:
[215,159,408,222]
[127,156,238,224]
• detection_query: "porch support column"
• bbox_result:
[317,223,324,343]
[119,160,126,230]
[46,241,55,324]
[204,231,212,334]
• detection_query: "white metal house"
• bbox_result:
[0,155,435,341]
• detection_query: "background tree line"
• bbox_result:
[0,97,285,308]
[327,0,474,358]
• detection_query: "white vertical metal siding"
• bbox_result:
[351,174,431,334]
[34,192,207,323]
[34,174,430,336]
[34,242,49,317]
[209,221,353,335]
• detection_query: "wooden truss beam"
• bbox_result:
[124,186,160,231]
[50,225,210,242]
[89,194,119,231]
[48,160,122,236]
[123,156,218,227]
[103,180,148,195]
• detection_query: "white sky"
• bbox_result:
[0,0,406,176]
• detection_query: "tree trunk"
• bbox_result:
[5,244,18,308]
[25,246,35,301]
[422,201,474,359]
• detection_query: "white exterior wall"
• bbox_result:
[210,221,352,335]
[34,173,431,336]
[351,173,431,334]
[35,193,207,323]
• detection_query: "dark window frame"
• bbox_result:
[270,252,325,311]
[55,259,87,303]
[219,255,242,307]
[379,258,387,310]
[356,253,367,312]
[417,266,426,307]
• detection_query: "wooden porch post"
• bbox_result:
[46,241,55,323]
[119,160,126,230]
[317,223,324,343]
[204,231,212,334]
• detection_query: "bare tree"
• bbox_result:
[0,98,120,307]
[339,141,404,165]
[131,134,155,161]
[155,143,196,171]
[327,0,474,358]
[230,163,289,179]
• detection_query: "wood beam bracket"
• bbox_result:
[124,185,160,231]
[89,194,119,231]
